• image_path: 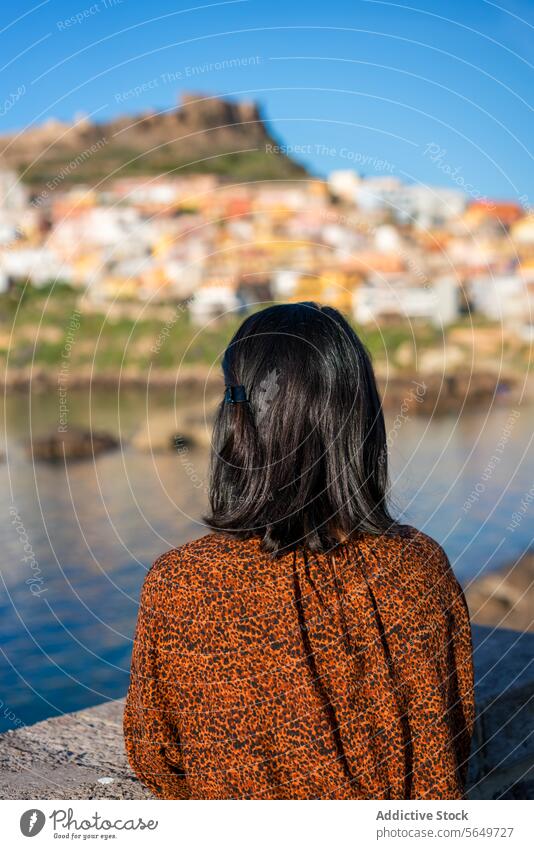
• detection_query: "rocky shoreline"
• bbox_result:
[5,364,519,414]
[15,365,522,462]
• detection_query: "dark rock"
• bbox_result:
[468,626,534,800]
[466,553,534,632]
[29,428,119,463]
[379,372,513,417]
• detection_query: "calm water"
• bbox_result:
[0,388,532,731]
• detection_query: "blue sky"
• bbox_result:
[1,0,533,201]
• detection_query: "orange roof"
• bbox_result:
[346,252,405,273]
[466,200,523,225]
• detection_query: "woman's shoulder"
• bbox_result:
[142,532,259,591]
[385,523,450,560]
[356,523,457,590]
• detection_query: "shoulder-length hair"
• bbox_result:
[205,302,395,555]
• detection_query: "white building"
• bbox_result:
[432,276,460,326]
[468,275,531,322]
[0,170,27,211]
[51,207,144,252]
[272,270,300,299]
[373,224,403,253]
[357,179,466,228]
[189,283,240,324]
[354,279,437,324]
[328,170,362,203]
[0,247,71,286]
[353,275,458,326]
[162,260,202,299]
[0,266,8,293]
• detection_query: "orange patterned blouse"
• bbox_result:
[123,525,475,799]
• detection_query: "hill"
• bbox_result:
[0,92,308,186]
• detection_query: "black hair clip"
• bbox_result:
[224,384,248,404]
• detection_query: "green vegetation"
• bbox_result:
[358,322,440,361]
[0,282,522,379]
[21,149,306,187]
[0,282,241,372]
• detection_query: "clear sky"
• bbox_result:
[1,0,533,202]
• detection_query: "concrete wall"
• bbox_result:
[0,625,532,800]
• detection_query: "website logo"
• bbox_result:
[20,809,46,837]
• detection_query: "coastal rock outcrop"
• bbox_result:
[465,553,534,633]
[29,428,119,463]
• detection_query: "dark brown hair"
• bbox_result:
[205,302,394,555]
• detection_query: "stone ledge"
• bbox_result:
[0,699,150,800]
[0,625,532,800]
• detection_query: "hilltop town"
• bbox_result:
[0,94,532,396]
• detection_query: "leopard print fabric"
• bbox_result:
[123,525,475,799]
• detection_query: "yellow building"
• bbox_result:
[294,269,362,311]
[72,252,103,285]
[99,274,139,300]
[511,215,534,257]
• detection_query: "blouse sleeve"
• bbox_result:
[395,567,476,799]
[123,567,190,799]
[446,582,476,787]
